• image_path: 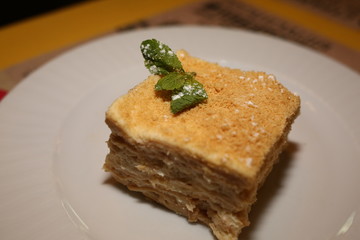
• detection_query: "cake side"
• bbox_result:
[104,109,296,239]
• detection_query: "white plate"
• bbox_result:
[0,26,359,240]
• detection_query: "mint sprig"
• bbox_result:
[155,72,193,91]
[141,39,183,75]
[170,78,207,114]
[140,39,208,114]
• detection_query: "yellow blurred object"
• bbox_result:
[0,0,359,71]
[0,0,198,70]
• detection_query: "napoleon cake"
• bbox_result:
[103,39,300,240]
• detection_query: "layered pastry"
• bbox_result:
[104,49,300,240]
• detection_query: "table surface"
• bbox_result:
[0,0,359,100]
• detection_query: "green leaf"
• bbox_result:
[155,72,193,91]
[141,39,184,75]
[170,78,208,114]
[140,39,208,114]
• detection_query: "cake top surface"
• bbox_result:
[107,50,300,178]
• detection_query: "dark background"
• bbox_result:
[0,0,90,27]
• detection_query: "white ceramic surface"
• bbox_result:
[0,26,359,240]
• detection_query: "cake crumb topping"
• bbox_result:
[109,50,300,177]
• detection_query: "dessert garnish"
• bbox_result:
[140,39,208,114]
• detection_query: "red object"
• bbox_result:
[0,89,7,101]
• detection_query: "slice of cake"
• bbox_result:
[104,47,300,240]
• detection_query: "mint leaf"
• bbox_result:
[140,39,208,114]
[141,39,184,75]
[155,72,194,91]
[170,78,208,114]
